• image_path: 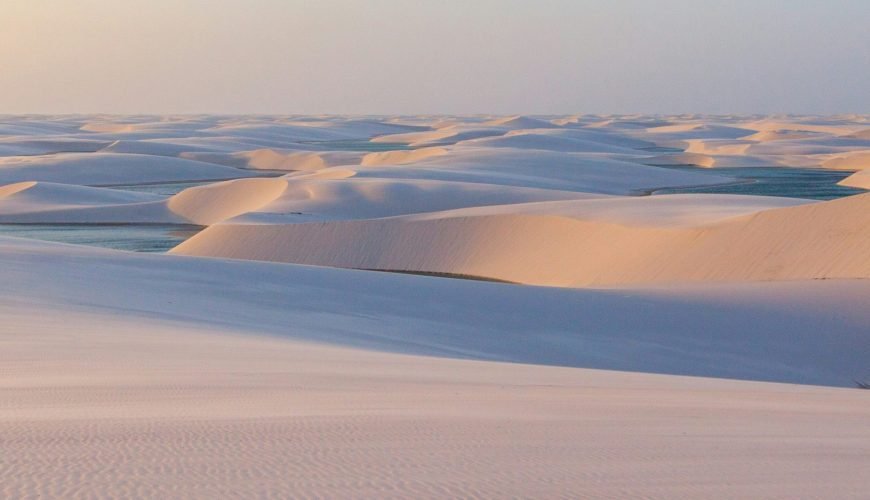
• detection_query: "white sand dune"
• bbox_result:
[173,192,869,286]
[643,152,716,167]
[361,146,449,166]
[0,137,111,156]
[2,239,868,496]
[0,177,293,225]
[739,118,868,136]
[6,237,870,385]
[823,150,870,170]
[741,129,829,142]
[350,147,734,194]
[204,118,422,144]
[100,139,217,157]
[0,181,180,224]
[371,125,506,147]
[182,149,365,171]
[3,299,867,497]
[2,114,869,497]
[685,139,754,156]
[237,177,596,221]
[0,153,250,185]
[482,115,560,129]
[0,181,161,206]
[839,168,870,189]
[167,177,289,225]
[642,122,756,139]
[456,129,649,153]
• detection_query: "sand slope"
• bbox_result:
[168,178,289,225]
[0,153,249,185]
[1,114,870,497]
[173,193,870,286]
[6,237,870,385]
[0,181,180,223]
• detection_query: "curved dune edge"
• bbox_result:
[643,152,715,168]
[839,169,870,189]
[822,150,870,170]
[0,181,38,198]
[483,115,559,129]
[168,178,289,225]
[256,178,593,220]
[361,147,448,166]
[684,139,753,156]
[284,167,358,180]
[242,149,364,171]
[172,193,870,287]
[740,130,822,142]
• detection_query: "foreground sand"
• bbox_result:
[4,301,869,498]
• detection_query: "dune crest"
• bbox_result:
[822,150,870,170]
[643,152,716,168]
[839,169,870,189]
[360,147,448,166]
[0,181,38,198]
[168,178,289,225]
[483,115,560,129]
[172,192,870,286]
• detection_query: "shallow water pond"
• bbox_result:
[653,166,865,200]
[0,224,201,252]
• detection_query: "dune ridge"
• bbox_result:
[173,193,870,286]
[167,178,289,225]
[1,114,869,498]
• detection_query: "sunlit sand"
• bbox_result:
[1,114,868,497]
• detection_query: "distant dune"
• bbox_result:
[1,114,868,498]
[174,193,870,286]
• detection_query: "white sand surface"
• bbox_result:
[1,238,868,497]
[0,181,180,224]
[174,192,869,286]
[839,168,870,189]
[0,153,249,185]
[243,177,595,221]
[349,147,735,194]
[1,114,869,498]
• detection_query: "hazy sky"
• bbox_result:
[1,0,867,114]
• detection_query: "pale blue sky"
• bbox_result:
[1,0,867,114]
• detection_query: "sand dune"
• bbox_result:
[183,149,365,171]
[0,153,249,185]
[839,169,870,189]
[0,181,161,206]
[0,137,111,156]
[1,114,870,498]
[238,178,596,221]
[643,152,716,167]
[482,115,560,129]
[3,284,867,498]
[350,147,734,194]
[371,126,506,147]
[360,146,449,166]
[685,139,754,155]
[168,177,289,225]
[823,150,870,170]
[0,181,179,224]
[173,193,869,286]
[456,129,649,153]
[739,118,867,136]
[7,237,870,386]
